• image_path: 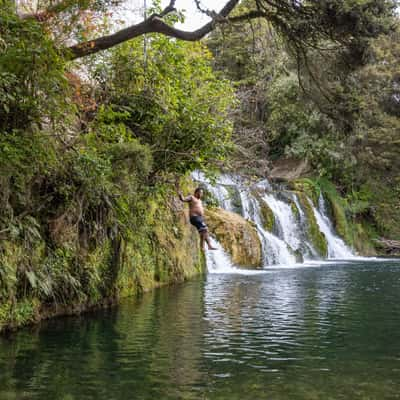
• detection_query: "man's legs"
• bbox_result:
[200,230,217,251]
[200,230,206,251]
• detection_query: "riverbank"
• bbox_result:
[0,192,206,334]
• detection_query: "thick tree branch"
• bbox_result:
[68,0,243,59]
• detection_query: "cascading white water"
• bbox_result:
[206,237,238,273]
[239,190,297,266]
[262,194,302,252]
[310,195,354,259]
[192,171,235,211]
[206,237,267,275]
[192,172,354,271]
[292,195,320,258]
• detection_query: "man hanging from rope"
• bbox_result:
[178,187,217,251]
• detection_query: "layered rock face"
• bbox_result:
[205,208,262,268]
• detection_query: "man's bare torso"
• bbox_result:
[189,196,204,217]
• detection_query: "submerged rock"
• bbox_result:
[205,208,262,268]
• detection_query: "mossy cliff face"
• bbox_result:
[119,199,205,296]
[205,208,262,268]
[0,195,205,333]
[317,179,378,255]
[352,222,378,256]
[323,192,377,256]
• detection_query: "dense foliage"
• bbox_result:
[0,4,233,328]
[91,36,234,175]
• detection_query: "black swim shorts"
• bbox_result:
[190,215,208,232]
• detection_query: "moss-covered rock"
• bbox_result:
[205,208,262,268]
[296,193,328,257]
[0,299,40,333]
[319,180,373,253]
[318,181,353,246]
[251,191,275,232]
[352,222,378,256]
[290,178,320,205]
[288,177,386,256]
[290,200,300,220]
[327,195,353,244]
[259,200,275,232]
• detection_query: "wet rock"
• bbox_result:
[205,208,262,268]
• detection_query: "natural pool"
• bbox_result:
[1,259,400,399]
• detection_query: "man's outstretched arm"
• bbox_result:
[179,192,192,202]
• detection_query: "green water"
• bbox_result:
[1,260,400,399]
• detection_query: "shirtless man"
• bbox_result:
[179,187,217,251]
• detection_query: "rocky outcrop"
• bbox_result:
[374,238,400,255]
[205,208,262,268]
[270,157,311,183]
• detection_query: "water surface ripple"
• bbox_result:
[1,260,400,399]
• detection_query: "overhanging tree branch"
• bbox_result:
[67,0,244,59]
[22,0,394,61]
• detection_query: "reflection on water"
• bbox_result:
[1,260,400,399]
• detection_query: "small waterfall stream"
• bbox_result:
[311,196,353,259]
[262,193,302,252]
[193,172,355,271]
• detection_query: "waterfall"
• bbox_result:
[193,172,354,271]
[292,195,320,259]
[206,237,238,273]
[262,194,302,252]
[262,193,319,261]
[206,237,266,275]
[239,190,297,266]
[192,171,236,211]
[311,195,354,259]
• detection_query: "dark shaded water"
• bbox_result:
[1,260,400,399]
